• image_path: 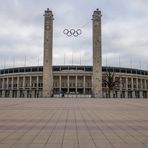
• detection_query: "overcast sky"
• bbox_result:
[0,0,148,69]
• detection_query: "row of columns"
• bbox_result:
[103,76,148,98]
[0,90,42,98]
[0,74,148,98]
[57,75,90,94]
[122,77,148,90]
[0,76,42,90]
[103,90,147,98]
[0,76,42,98]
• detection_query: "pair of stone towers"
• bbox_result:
[43,8,102,98]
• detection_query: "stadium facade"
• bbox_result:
[0,8,148,98]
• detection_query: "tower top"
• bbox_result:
[44,8,53,19]
[93,8,101,16]
[45,8,52,13]
[92,8,102,21]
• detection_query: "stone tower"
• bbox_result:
[92,8,102,98]
[43,8,53,98]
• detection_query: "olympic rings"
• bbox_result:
[63,29,82,37]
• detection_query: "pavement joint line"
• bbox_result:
[0,115,32,144]
[85,108,115,148]
[9,113,46,148]
[43,109,64,148]
[61,104,70,148]
[26,110,56,148]
[79,108,98,148]
[110,109,148,147]
[90,108,132,148]
[74,109,80,148]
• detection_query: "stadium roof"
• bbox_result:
[0,66,148,76]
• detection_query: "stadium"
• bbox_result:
[0,8,148,98]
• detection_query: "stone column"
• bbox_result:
[23,77,25,89]
[6,78,8,90]
[117,91,120,98]
[118,77,122,98]
[37,76,39,90]
[9,77,13,98]
[29,76,32,98]
[32,91,35,98]
[83,76,86,94]
[135,78,138,98]
[136,78,138,90]
[67,76,69,93]
[144,79,146,90]
[36,76,39,98]
[43,8,54,98]
[140,79,143,98]
[92,8,102,98]
[9,77,12,98]
[59,76,61,92]
[22,77,26,98]
[30,76,32,89]
[131,78,135,98]
[140,91,143,98]
[110,91,113,98]
[2,78,5,97]
[24,78,26,97]
[17,77,20,98]
[125,77,128,98]
[76,76,78,94]
[146,80,148,98]
[144,79,147,98]
[9,90,12,98]
[11,77,14,90]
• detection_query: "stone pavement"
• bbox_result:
[0,98,148,148]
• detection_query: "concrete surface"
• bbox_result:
[0,98,148,148]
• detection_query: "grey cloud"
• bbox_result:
[0,0,148,69]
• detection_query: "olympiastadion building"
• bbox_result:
[0,8,148,98]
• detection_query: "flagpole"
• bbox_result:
[64,54,65,65]
[80,55,81,65]
[72,53,73,66]
[13,57,15,68]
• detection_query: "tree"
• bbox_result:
[103,67,120,98]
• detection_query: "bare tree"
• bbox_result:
[103,67,120,98]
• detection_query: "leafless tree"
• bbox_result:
[103,68,120,98]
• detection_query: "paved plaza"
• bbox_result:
[0,98,148,148]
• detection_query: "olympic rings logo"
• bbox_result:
[63,29,82,37]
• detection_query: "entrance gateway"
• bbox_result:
[42,8,102,98]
